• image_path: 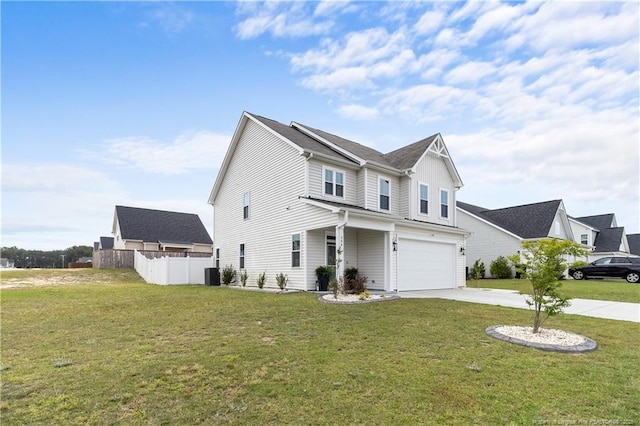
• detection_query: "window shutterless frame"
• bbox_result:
[419,182,429,215]
[291,233,301,267]
[323,166,345,198]
[239,244,245,269]
[243,192,250,220]
[379,176,390,211]
[440,188,449,219]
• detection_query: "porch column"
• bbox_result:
[335,223,345,281]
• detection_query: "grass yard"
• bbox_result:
[1,269,639,425]
[467,278,640,303]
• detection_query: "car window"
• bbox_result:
[613,258,631,264]
[629,258,640,264]
[593,258,612,265]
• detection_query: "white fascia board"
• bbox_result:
[299,197,342,213]
[456,206,523,241]
[303,150,361,170]
[291,122,366,166]
[555,203,575,241]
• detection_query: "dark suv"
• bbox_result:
[569,257,640,283]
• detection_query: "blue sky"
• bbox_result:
[2,1,638,250]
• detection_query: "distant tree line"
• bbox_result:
[1,246,94,268]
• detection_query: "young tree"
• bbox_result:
[509,238,587,333]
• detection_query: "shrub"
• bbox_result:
[469,259,485,280]
[490,256,512,279]
[257,272,266,289]
[221,265,237,285]
[344,267,358,280]
[358,290,371,300]
[344,275,368,294]
[239,270,248,287]
[275,273,288,290]
[569,260,589,270]
[329,278,340,299]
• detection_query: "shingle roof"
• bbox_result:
[383,134,438,170]
[457,200,562,239]
[100,236,114,249]
[592,227,624,253]
[115,206,212,245]
[574,213,615,231]
[628,234,640,255]
[251,115,356,163]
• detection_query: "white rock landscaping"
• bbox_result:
[486,325,597,353]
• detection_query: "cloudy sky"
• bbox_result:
[2,1,638,250]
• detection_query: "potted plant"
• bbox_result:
[315,265,331,291]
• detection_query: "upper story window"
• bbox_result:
[215,248,220,268]
[419,183,429,215]
[440,189,449,218]
[580,233,588,245]
[291,233,301,267]
[324,167,344,198]
[555,220,560,235]
[243,192,250,220]
[379,178,390,211]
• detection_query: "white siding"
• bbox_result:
[457,209,522,277]
[307,159,359,205]
[399,175,410,218]
[356,229,385,290]
[548,211,570,239]
[411,152,456,226]
[367,171,401,215]
[214,119,338,290]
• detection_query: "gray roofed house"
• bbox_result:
[208,111,468,292]
[574,213,616,231]
[456,199,574,277]
[112,206,213,253]
[572,213,633,257]
[100,236,114,249]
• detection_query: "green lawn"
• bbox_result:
[467,278,640,303]
[2,269,639,424]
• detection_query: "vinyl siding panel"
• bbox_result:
[411,152,456,226]
[399,176,410,218]
[307,159,359,205]
[367,170,400,215]
[214,119,337,290]
[548,211,570,239]
[356,229,385,290]
[457,209,521,278]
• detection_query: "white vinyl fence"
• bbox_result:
[134,250,214,285]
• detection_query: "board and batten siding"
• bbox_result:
[411,151,456,226]
[457,209,521,277]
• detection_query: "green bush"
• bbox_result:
[490,256,512,279]
[239,270,248,287]
[469,259,485,280]
[221,265,237,285]
[569,260,589,270]
[275,273,288,290]
[344,267,358,280]
[257,272,266,289]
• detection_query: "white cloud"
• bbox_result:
[336,104,380,121]
[100,131,231,175]
[414,10,444,36]
[445,61,496,86]
[235,2,334,39]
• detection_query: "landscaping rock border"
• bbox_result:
[486,325,598,353]
[317,293,400,305]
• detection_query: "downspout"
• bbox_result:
[303,152,314,197]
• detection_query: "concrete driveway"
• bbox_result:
[400,288,640,323]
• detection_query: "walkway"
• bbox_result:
[400,288,640,323]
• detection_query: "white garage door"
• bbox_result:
[398,239,456,291]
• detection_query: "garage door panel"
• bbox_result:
[398,239,455,291]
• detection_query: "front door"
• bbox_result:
[326,234,336,266]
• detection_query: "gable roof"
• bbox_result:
[592,227,625,253]
[574,213,615,231]
[628,234,640,255]
[114,206,212,245]
[210,111,463,203]
[457,200,564,239]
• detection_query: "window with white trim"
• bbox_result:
[291,233,301,267]
[239,244,245,269]
[323,167,344,197]
[215,248,220,268]
[440,189,449,218]
[580,233,588,245]
[379,177,390,211]
[419,183,429,215]
[243,192,250,220]
[555,220,560,235]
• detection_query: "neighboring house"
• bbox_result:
[628,234,640,256]
[1,258,15,269]
[572,214,635,260]
[456,199,574,276]
[100,236,114,250]
[208,111,469,291]
[112,205,213,253]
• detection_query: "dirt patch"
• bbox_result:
[0,268,142,289]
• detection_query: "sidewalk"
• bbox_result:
[400,288,640,323]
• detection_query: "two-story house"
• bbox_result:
[570,213,635,260]
[208,112,468,292]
